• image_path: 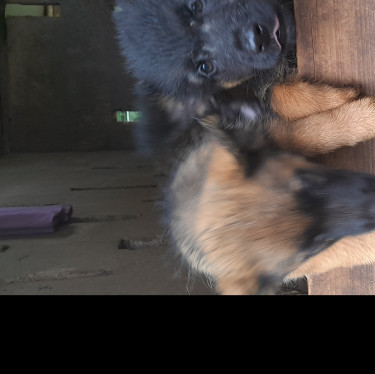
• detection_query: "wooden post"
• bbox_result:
[294,0,375,294]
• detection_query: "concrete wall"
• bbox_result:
[0,3,7,155]
[6,0,137,152]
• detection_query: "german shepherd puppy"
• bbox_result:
[165,99,375,295]
[113,0,375,293]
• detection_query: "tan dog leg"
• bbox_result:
[287,232,375,280]
[271,80,360,121]
[270,97,375,156]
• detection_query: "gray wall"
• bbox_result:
[0,3,7,155]
[6,0,137,152]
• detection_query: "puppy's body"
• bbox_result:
[162,86,375,294]
[166,119,375,294]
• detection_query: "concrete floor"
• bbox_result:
[0,151,215,295]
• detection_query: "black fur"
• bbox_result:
[114,0,295,97]
[296,168,375,255]
[113,0,296,152]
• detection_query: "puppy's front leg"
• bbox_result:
[271,80,360,121]
[270,97,375,156]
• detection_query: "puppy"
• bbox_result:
[113,0,375,291]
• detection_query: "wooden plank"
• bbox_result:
[294,0,375,294]
[308,266,375,296]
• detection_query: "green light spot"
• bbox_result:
[115,111,142,123]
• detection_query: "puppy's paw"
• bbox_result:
[216,98,263,130]
[272,80,361,121]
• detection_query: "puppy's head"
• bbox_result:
[114,0,295,98]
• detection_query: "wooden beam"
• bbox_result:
[294,0,375,295]
[308,265,375,295]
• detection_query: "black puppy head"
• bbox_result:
[113,0,295,98]
[199,0,295,87]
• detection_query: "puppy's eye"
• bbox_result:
[191,0,203,14]
[198,61,215,77]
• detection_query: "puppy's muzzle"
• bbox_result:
[243,16,282,53]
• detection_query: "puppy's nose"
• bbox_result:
[244,23,270,53]
[242,17,282,54]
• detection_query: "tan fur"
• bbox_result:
[269,79,375,280]
[287,232,375,279]
[168,78,375,291]
[271,80,360,121]
[270,81,375,156]
[200,114,220,128]
[220,80,246,89]
[193,144,313,294]
[159,95,182,121]
[159,95,209,121]
[200,79,375,289]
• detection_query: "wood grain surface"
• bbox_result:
[294,0,375,294]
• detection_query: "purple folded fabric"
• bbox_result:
[0,205,73,236]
